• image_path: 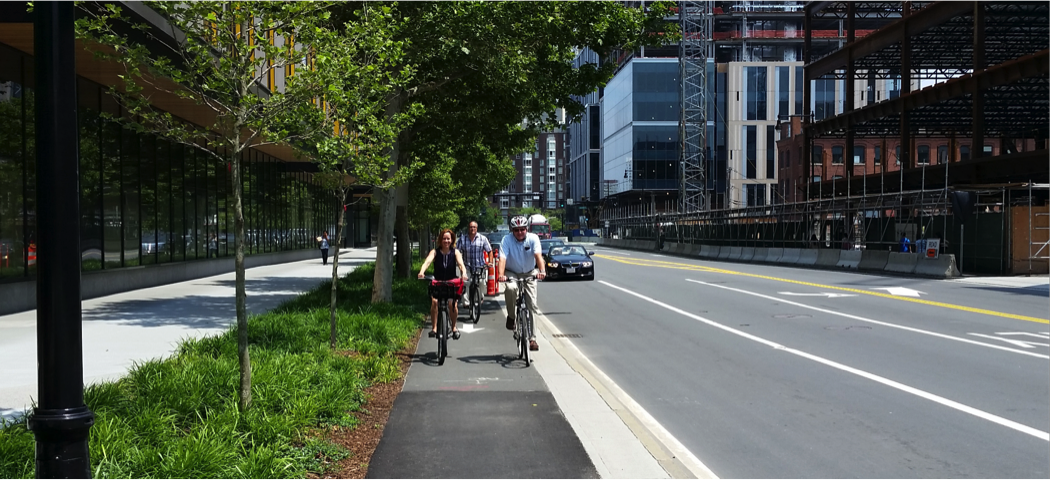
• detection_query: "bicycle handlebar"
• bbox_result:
[501,274,539,283]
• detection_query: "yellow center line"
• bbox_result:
[594,254,1049,324]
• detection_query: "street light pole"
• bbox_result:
[30,3,95,478]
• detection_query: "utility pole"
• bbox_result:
[29,2,95,478]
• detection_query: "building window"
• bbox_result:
[832,146,843,164]
[813,76,836,121]
[917,145,930,165]
[895,145,901,165]
[983,144,993,155]
[777,66,790,120]
[874,146,881,165]
[812,176,821,182]
[745,66,767,121]
[500,198,509,208]
[766,125,775,179]
[812,145,823,166]
[853,146,865,165]
[745,125,757,179]
[960,145,970,160]
[745,184,765,207]
[937,145,948,163]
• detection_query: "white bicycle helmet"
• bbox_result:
[509,215,530,229]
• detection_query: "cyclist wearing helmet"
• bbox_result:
[498,215,546,351]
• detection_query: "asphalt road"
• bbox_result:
[534,248,1049,479]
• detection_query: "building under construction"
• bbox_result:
[604,1,1048,275]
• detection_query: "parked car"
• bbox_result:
[543,244,595,280]
[539,239,565,255]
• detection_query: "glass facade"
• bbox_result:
[744,67,767,121]
[0,43,342,283]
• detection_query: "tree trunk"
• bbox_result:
[372,90,404,303]
[372,186,397,303]
[231,148,251,411]
[330,189,346,348]
[395,203,412,278]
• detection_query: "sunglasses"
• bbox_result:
[512,228,527,232]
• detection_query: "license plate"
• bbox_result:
[565,267,575,273]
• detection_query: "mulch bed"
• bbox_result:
[319,329,421,479]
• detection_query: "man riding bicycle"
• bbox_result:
[498,215,546,351]
[457,221,492,309]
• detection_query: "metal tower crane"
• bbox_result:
[678,1,712,213]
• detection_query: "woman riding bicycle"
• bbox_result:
[418,229,469,339]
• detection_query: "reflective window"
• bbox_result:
[917,145,930,165]
[832,146,843,165]
[853,146,865,165]
[633,62,679,121]
[745,66,767,121]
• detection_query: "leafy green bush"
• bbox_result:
[0,260,426,479]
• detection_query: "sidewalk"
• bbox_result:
[0,248,363,422]
[366,285,689,479]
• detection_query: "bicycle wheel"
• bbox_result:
[471,284,481,324]
[437,307,447,365]
[519,304,531,367]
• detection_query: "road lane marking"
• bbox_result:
[600,280,1050,442]
[592,254,1049,324]
[967,333,1050,349]
[688,280,1049,360]
[496,294,713,478]
[872,287,926,297]
[779,292,857,298]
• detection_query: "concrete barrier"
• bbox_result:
[726,246,742,260]
[665,242,679,254]
[913,254,961,277]
[677,243,689,255]
[701,245,721,259]
[816,249,840,267]
[796,248,819,266]
[765,247,784,263]
[858,250,889,271]
[836,250,862,268]
[884,252,919,274]
[779,248,801,264]
[717,246,733,260]
[740,247,756,262]
[752,247,769,262]
[687,244,702,256]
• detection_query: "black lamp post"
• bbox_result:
[29,2,95,478]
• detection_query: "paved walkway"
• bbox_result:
[1,248,676,479]
[367,284,674,479]
[0,248,363,421]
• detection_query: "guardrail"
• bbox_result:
[598,240,960,278]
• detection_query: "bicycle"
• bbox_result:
[504,275,538,367]
[466,266,486,324]
[421,276,461,366]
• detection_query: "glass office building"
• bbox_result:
[0,41,356,283]
[602,58,680,197]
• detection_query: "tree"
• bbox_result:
[356,1,677,303]
[77,1,335,410]
[298,4,419,348]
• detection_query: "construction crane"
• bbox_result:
[678,0,712,213]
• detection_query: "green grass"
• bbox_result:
[0,261,428,479]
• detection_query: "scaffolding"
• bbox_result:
[678,1,712,213]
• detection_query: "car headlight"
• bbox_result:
[582,262,592,267]
[548,262,559,268]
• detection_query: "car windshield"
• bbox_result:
[550,246,586,256]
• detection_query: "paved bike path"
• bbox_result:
[366,293,601,479]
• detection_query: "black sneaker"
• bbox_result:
[452,330,461,340]
[506,317,515,330]
[428,330,437,338]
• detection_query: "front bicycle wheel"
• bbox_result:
[519,304,531,367]
[437,308,447,365]
[471,285,481,324]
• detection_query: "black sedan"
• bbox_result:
[543,245,595,280]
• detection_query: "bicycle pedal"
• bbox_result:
[513,332,519,340]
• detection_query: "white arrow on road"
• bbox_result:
[458,323,484,333]
[778,292,857,298]
[872,287,926,297]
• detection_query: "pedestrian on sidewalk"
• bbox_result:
[319,231,330,265]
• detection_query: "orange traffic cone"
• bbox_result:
[27,243,37,266]
[486,251,497,296]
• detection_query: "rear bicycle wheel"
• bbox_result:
[437,308,447,365]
